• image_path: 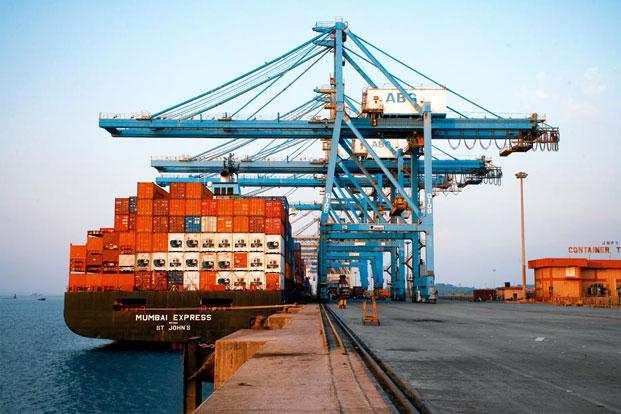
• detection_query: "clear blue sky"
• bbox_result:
[1,0,619,294]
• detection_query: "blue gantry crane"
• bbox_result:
[99,20,559,302]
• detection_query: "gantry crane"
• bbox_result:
[99,20,559,302]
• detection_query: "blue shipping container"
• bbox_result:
[184,216,201,233]
[129,196,138,214]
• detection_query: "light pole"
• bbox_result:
[515,172,528,300]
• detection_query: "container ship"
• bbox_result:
[65,181,307,343]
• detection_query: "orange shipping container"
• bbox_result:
[217,199,234,216]
[169,216,185,233]
[266,273,281,291]
[265,200,285,220]
[128,215,136,230]
[199,271,217,290]
[265,218,284,236]
[135,232,153,253]
[137,182,168,199]
[119,232,136,254]
[233,216,249,233]
[136,216,153,232]
[86,236,103,252]
[152,232,168,252]
[169,182,187,199]
[115,198,130,215]
[234,252,248,269]
[216,216,233,233]
[102,249,119,265]
[233,199,250,216]
[186,182,213,199]
[169,199,186,216]
[152,216,169,233]
[249,198,266,216]
[70,244,86,260]
[248,216,265,233]
[114,215,129,232]
[137,199,153,216]
[68,273,88,291]
[201,199,218,216]
[153,199,169,216]
[185,199,202,216]
[103,232,119,250]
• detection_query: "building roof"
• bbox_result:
[528,258,621,269]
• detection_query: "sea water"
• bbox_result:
[0,296,212,413]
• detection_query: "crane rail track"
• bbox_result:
[321,304,434,414]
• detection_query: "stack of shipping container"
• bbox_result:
[68,182,306,293]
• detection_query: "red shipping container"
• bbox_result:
[68,273,88,291]
[70,244,86,273]
[86,252,102,267]
[265,218,284,236]
[186,182,213,199]
[115,198,130,215]
[152,232,168,252]
[136,216,153,232]
[135,232,152,252]
[233,252,248,269]
[201,199,218,216]
[114,214,129,232]
[169,182,186,199]
[128,214,136,230]
[199,271,217,291]
[119,232,136,254]
[232,199,250,216]
[169,199,186,216]
[153,271,168,290]
[86,236,103,252]
[265,200,285,220]
[137,182,168,199]
[153,199,169,216]
[137,199,153,216]
[103,232,119,250]
[216,216,233,233]
[217,199,234,216]
[185,199,202,216]
[266,273,281,291]
[152,216,169,233]
[117,274,135,291]
[102,249,119,265]
[233,216,249,233]
[249,198,266,216]
[168,216,185,233]
[134,271,153,291]
[249,216,265,233]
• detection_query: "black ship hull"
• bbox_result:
[64,291,293,343]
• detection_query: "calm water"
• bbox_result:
[0,296,211,413]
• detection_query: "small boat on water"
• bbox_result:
[37,297,46,301]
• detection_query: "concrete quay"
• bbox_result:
[195,304,394,413]
[331,301,621,414]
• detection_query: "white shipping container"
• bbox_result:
[184,233,200,252]
[184,252,200,270]
[248,271,265,290]
[248,252,265,271]
[265,253,285,273]
[351,138,408,159]
[249,233,265,252]
[119,254,135,272]
[168,252,184,271]
[216,233,233,252]
[265,235,285,255]
[200,233,216,252]
[200,253,216,271]
[152,252,168,271]
[216,271,235,289]
[168,233,184,252]
[183,271,200,291]
[217,252,233,270]
[231,271,249,290]
[135,253,151,271]
[363,87,447,115]
[233,233,249,251]
[201,216,217,233]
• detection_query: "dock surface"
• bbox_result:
[331,301,621,413]
[196,304,394,413]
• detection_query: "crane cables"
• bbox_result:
[152,33,331,120]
